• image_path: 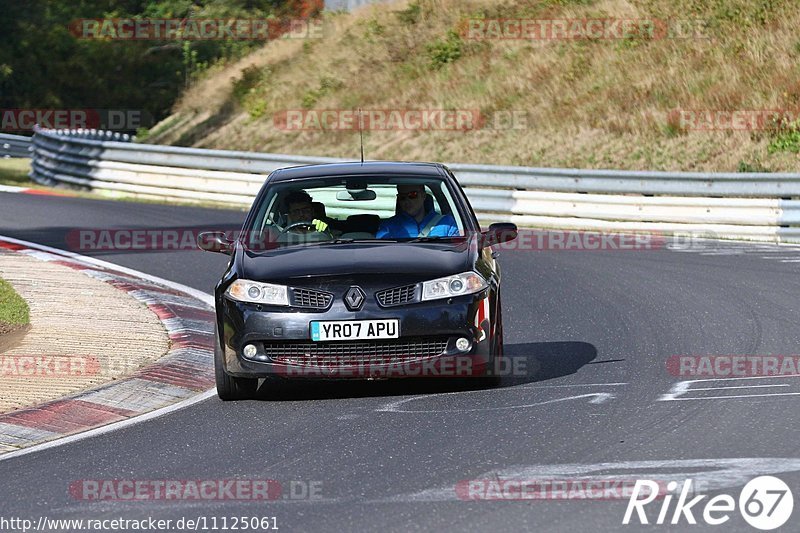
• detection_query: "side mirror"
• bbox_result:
[197,231,234,254]
[480,223,517,248]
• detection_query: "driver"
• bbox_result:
[285,191,331,233]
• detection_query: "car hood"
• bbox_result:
[239,240,476,281]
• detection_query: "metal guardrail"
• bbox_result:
[29,127,800,243]
[0,133,33,158]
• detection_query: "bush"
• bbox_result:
[364,18,385,39]
[768,120,800,154]
[427,30,463,69]
[663,110,687,137]
[233,65,265,104]
[737,160,770,172]
[301,76,344,109]
[395,2,422,25]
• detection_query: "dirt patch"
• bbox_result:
[0,323,29,353]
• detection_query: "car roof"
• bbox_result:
[268,161,450,182]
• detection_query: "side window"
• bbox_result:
[425,185,441,213]
[258,193,280,232]
[435,182,465,234]
[251,194,269,233]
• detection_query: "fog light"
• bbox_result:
[456,337,471,352]
[243,344,257,358]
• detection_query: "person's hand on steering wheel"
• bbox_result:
[281,219,332,235]
[311,219,329,232]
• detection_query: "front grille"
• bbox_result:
[291,288,333,309]
[376,284,418,307]
[265,336,449,366]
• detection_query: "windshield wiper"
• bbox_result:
[305,238,355,246]
[306,238,402,246]
[406,236,463,243]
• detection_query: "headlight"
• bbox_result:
[421,272,488,301]
[226,279,289,306]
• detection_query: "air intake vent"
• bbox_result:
[265,337,449,367]
[290,288,333,309]
[376,284,417,307]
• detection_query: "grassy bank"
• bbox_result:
[0,158,32,187]
[144,0,800,172]
[0,276,29,335]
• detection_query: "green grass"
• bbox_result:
[149,0,800,172]
[768,121,800,154]
[0,277,29,327]
[0,158,32,187]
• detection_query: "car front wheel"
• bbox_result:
[477,292,503,388]
[214,327,258,401]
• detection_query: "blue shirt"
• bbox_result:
[376,210,460,239]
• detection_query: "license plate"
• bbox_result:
[310,319,399,341]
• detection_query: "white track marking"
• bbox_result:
[0,235,216,463]
[0,184,27,193]
[665,393,800,401]
[383,458,800,503]
[667,237,800,266]
[659,375,800,401]
[690,384,790,391]
[524,382,628,388]
[377,390,615,414]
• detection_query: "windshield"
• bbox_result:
[245,175,466,249]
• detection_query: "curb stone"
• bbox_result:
[0,238,215,453]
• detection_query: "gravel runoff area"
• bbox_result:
[0,250,170,413]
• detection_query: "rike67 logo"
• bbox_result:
[624,476,793,530]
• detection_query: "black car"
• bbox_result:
[199,162,517,400]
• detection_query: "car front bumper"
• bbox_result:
[217,291,494,379]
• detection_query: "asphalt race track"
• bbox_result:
[2,191,800,532]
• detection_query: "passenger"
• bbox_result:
[376,184,459,239]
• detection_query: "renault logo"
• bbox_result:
[344,286,366,311]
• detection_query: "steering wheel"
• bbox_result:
[281,222,333,237]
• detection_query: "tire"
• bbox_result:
[494,296,504,358]
[214,327,258,401]
[477,292,503,388]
